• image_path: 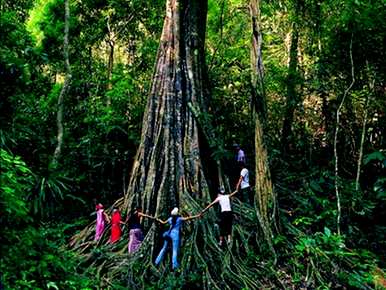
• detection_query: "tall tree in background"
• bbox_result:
[281,0,300,156]
[51,0,72,166]
[250,0,276,253]
[106,17,115,95]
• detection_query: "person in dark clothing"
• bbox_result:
[126,207,146,253]
[202,188,237,246]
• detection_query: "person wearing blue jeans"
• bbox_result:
[154,207,201,270]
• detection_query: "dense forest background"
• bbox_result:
[1,0,385,288]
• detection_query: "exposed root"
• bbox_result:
[70,196,278,289]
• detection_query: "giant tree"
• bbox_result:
[73,0,268,288]
[121,0,210,220]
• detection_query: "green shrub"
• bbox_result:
[0,149,93,289]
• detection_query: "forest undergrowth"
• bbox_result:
[69,165,386,289]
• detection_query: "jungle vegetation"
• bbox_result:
[1,0,385,288]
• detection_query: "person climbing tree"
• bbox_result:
[95,203,110,241]
[125,207,146,253]
[235,144,246,164]
[110,207,123,243]
[147,208,201,270]
[236,162,252,203]
[201,188,237,246]
[232,144,246,184]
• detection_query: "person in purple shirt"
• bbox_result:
[235,144,246,164]
[126,207,146,253]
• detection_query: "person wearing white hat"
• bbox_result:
[201,188,237,247]
[152,207,201,270]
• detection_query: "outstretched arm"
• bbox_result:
[156,218,168,224]
[201,199,218,214]
[229,190,238,198]
[182,213,202,221]
[103,212,110,223]
[235,175,243,191]
[139,212,156,220]
[140,213,168,224]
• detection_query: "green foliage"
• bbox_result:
[31,171,75,217]
[26,0,55,46]
[27,0,79,63]
[94,64,146,143]
[364,151,386,165]
[206,0,254,150]
[288,229,378,289]
[1,221,94,289]
[0,149,32,221]
[1,0,385,287]
[0,150,93,288]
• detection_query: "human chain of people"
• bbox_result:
[94,145,250,270]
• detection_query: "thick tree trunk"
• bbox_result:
[51,0,71,167]
[250,0,276,254]
[250,0,266,121]
[123,0,210,217]
[120,2,264,287]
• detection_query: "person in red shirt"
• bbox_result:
[110,207,123,243]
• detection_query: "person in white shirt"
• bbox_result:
[201,188,237,246]
[236,162,252,203]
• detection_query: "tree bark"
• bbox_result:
[120,1,266,287]
[281,18,299,156]
[250,0,277,255]
[355,64,373,191]
[51,0,71,167]
[106,39,114,91]
[106,18,115,106]
[123,0,210,240]
[334,35,354,235]
[250,0,266,121]
[106,16,115,97]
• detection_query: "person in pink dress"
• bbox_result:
[95,203,110,241]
